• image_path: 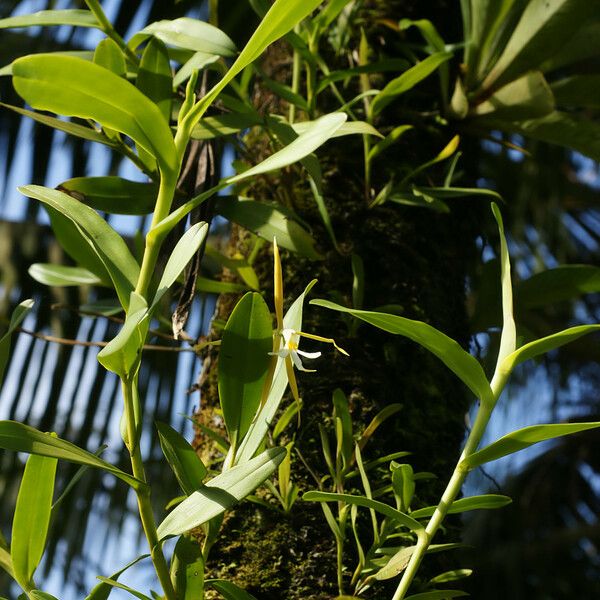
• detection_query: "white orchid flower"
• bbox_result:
[270,328,322,372]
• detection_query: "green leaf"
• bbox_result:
[173,52,220,89]
[310,300,493,404]
[429,569,472,584]
[316,59,410,93]
[0,545,13,579]
[0,421,142,489]
[0,299,34,386]
[482,0,599,90]
[190,112,263,140]
[508,111,600,161]
[97,293,148,377]
[501,325,600,375]
[130,18,236,57]
[218,293,273,452]
[371,52,453,116]
[227,113,347,185]
[28,264,103,287]
[368,125,413,161]
[474,71,555,121]
[0,102,114,146]
[214,197,320,259]
[137,38,172,123]
[172,537,204,600]
[29,593,60,600]
[85,555,150,600]
[19,185,139,309]
[12,55,176,174]
[235,281,315,463]
[153,222,209,307]
[206,580,258,600]
[0,9,99,29]
[156,422,207,495]
[94,39,126,77]
[490,203,516,383]
[291,119,382,139]
[302,491,423,532]
[516,265,600,309]
[157,447,286,538]
[552,75,600,109]
[410,494,512,519]
[95,578,152,600]
[184,0,327,125]
[196,277,248,295]
[411,186,502,201]
[58,176,158,215]
[12,454,57,590]
[464,422,600,469]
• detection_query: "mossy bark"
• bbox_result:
[192,2,478,598]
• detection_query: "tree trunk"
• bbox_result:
[193,2,478,597]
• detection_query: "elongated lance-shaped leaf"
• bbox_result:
[410,494,512,519]
[235,281,316,464]
[463,422,600,469]
[58,176,158,215]
[0,421,143,489]
[157,447,286,538]
[152,114,346,239]
[482,0,599,91]
[0,9,100,29]
[218,293,273,455]
[214,197,320,259]
[94,578,152,600]
[129,18,236,56]
[152,222,209,308]
[28,264,103,287]
[97,293,148,377]
[501,324,600,375]
[94,39,126,77]
[0,102,115,146]
[311,300,493,404]
[12,453,57,591]
[156,421,207,495]
[226,113,347,185]
[206,580,258,600]
[19,185,139,309]
[12,55,177,175]
[137,38,172,123]
[490,203,516,391]
[85,554,150,600]
[0,299,34,387]
[302,491,424,532]
[371,52,453,116]
[183,0,327,128]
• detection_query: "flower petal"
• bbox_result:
[297,350,321,359]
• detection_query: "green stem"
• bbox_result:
[391,402,494,600]
[85,0,139,65]
[289,26,301,123]
[122,378,177,600]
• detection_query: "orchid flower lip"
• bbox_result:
[269,328,322,372]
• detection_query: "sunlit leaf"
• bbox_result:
[12,453,57,591]
[0,299,34,387]
[156,422,207,496]
[0,421,142,489]
[85,554,150,600]
[410,494,512,519]
[19,185,139,309]
[97,293,148,377]
[464,422,600,469]
[157,447,286,538]
[371,52,453,116]
[58,176,158,215]
[0,9,99,29]
[28,264,103,287]
[302,491,423,531]
[130,18,236,57]
[12,55,177,174]
[214,197,320,259]
[218,293,273,453]
[206,579,257,600]
[311,300,493,404]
